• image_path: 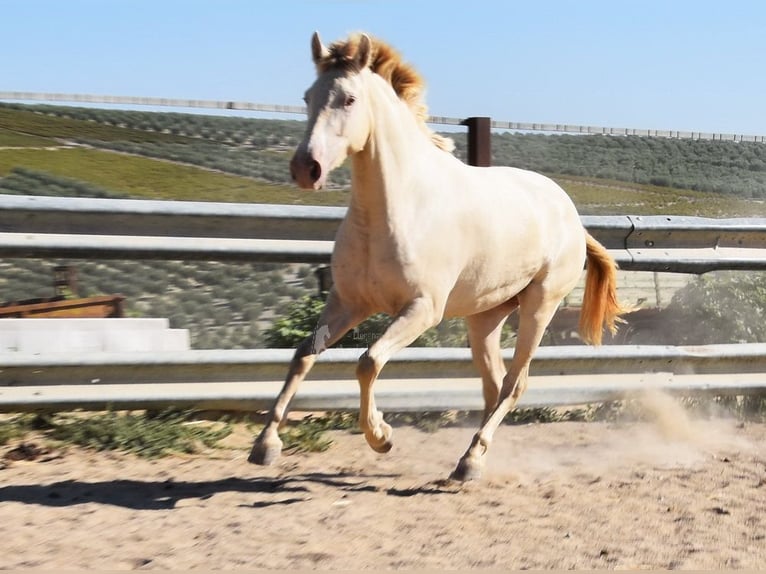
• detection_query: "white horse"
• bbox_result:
[249,32,624,481]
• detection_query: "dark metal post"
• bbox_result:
[315,265,333,297]
[53,264,78,298]
[462,116,491,167]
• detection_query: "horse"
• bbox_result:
[249,31,625,481]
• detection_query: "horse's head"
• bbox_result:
[290,32,375,190]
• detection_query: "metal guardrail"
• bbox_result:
[1,345,764,412]
[0,195,765,413]
[1,195,765,272]
[0,195,345,240]
[0,232,334,264]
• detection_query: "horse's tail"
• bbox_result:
[578,232,627,345]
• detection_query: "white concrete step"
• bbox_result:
[0,318,189,353]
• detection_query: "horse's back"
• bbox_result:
[476,165,578,217]
[448,162,582,254]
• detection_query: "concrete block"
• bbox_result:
[0,318,190,354]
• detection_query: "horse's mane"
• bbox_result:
[315,34,455,153]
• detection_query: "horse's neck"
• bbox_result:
[347,87,435,232]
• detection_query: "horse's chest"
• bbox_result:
[331,233,423,313]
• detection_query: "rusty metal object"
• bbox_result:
[0,295,125,318]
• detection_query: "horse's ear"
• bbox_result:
[355,33,373,69]
[311,31,330,64]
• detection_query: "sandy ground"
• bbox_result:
[1,403,765,570]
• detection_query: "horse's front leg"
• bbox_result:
[249,289,366,465]
[356,296,442,453]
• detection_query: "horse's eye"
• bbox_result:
[344,95,356,107]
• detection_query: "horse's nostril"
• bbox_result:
[309,160,322,183]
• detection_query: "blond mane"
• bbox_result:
[314,33,455,153]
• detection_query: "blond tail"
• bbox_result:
[578,232,626,345]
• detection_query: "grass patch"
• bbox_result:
[556,176,766,217]
[3,397,764,461]
[0,106,192,144]
[47,409,233,458]
[279,412,358,454]
[0,128,57,147]
[1,409,232,458]
[387,411,470,432]
[504,406,591,425]
[0,414,41,445]
[0,147,348,204]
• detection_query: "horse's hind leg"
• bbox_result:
[466,298,518,423]
[356,296,441,453]
[249,288,367,465]
[452,284,561,481]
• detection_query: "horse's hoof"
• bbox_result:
[371,439,393,454]
[247,440,282,466]
[365,422,393,454]
[449,457,483,482]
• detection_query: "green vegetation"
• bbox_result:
[279,412,359,454]
[0,167,127,198]
[2,102,764,208]
[484,131,766,199]
[0,127,56,147]
[2,393,764,461]
[0,410,232,458]
[264,294,473,348]
[0,103,349,204]
[0,146,344,204]
[553,176,765,217]
[0,105,193,143]
[663,271,766,344]
[47,409,232,458]
[0,409,353,459]
[0,414,32,446]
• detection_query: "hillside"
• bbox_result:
[488,132,766,199]
[0,102,763,349]
[0,104,348,205]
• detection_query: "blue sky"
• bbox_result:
[3,0,766,135]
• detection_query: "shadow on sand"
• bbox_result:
[0,471,459,510]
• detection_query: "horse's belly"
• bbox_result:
[443,222,583,317]
[444,267,536,317]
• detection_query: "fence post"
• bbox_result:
[462,116,491,167]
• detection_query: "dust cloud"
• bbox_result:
[485,390,753,482]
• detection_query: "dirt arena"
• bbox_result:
[1,401,765,570]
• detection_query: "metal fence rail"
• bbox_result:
[1,345,765,412]
[0,195,345,240]
[1,195,765,413]
[1,195,765,272]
